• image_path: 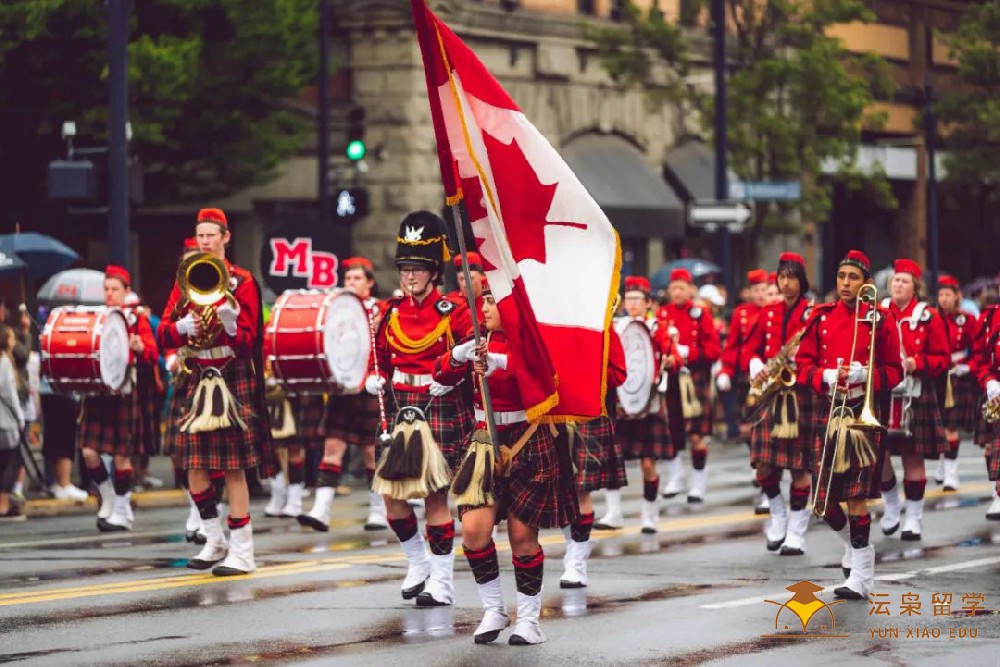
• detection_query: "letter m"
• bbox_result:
[270,238,312,277]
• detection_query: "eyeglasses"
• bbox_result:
[399,268,430,276]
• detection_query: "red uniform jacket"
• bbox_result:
[941,308,980,365]
[371,288,473,394]
[608,326,627,389]
[655,301,721,369]
[125,309,159,368]
[744,298,812,366]
[158,261,260,364]
[886,299,950,380]
[719,302,761,376]
[972,306,1000,388]
[794,299,904,395]
[434,332,521,417]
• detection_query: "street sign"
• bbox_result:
[728,181,801,201]
[688,200,752,232]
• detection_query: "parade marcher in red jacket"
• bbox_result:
[743,253,817,555]
[934,274,981,491]
[716,268,768,442]
[970,303,1000,520]
[78,265,159,532]
[367,211,474,606]
[159,208,277,576]
[795,249,903,600]
[656,269,722,502]
[878,259,950,542]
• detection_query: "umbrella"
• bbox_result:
[0,232,79,282]
[0,242,27,278]
[37,268,106,306]
[650,258,723,292]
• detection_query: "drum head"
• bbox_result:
[617,320,656,416]
[323,291,371,393]
[98,310,130,390]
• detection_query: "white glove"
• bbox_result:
[217,302,240,337]
[484,352,508,377]
[428,381,454,397]
[175,313,198,338]
[165,353,179,373]
[822,368,839,388]
[748,358,766,380]
[450,339,477,364]
[265,375,278,389]
[676,344,690,361]
[952,363,970,377]
[987,380,1000,402]
[364,374,385,395]
[846,361,867,385]
[716,372,732,392]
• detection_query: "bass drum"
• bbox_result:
[616,319,658,418]
[265,289,371,394]
[41,307,131,394]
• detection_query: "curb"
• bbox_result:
[24,489,188,518]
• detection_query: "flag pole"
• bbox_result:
[449,203,499,455]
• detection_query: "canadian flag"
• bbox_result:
[411,0,621,419]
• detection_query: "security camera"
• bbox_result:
[62,121,77,139]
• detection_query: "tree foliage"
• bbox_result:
[0,0,318,219]
[585,0,895,261]
[935,0,1000,197]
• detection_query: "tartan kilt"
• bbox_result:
[160,383,184,459]
[812,394,885,508]
[134,367,162,456]
[886,382,947,460]
[173,358,278,477]
[323,392,382,445]
[616,398,672,461]
[665,366,713,445]
[938,374,981,433]
[750,385,817,472]
[973,405,994,447]
[460,421,579,529]
[573,416,628,492]
[286,394,325,449]
[376,386,474,472]
[985,434,1000,482]
[78,391,139,457]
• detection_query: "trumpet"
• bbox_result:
[812,283,885,516]
[984,396,1000,424]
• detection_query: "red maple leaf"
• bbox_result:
[482,132,585,265]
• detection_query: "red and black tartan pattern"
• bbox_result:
[811,394,886,508]
[172,358,278,477]
[323,392,382,445]
[285,394,325,449]
[665,367,713,447]
[985,434,1000,482]
[377,386,474,472]
[78,391,139,457]
[938,374,981,433]
[574,416,628,492]
[459,421,580,529]
[974,407,994,447]
[886,382,947,460]
[616,398,672,461]
[160,383,185,459]
[134,367,162,456]
[750,386,817,472]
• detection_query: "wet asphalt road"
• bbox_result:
[1,442,998,667]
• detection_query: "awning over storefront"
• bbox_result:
[663,139,740,202]
[562,134,684,239]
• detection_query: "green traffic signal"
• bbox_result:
[346,139,366,161]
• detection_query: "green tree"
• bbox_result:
[585,0,895,264]
[0,0,318,219]
[935,0,999,198]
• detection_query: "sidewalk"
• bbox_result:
[24,488,188,518]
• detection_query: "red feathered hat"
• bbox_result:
[779,252,805,268]
[343,256,374,272]
[670,268,693,284]
[747,268,768,285]
[893,258,922,281]
[183,237,199,252]
[196,208,228,228]
[453,252,484,272]
[624,275,651,295]
[105,264,131,287]
[839,249,871,276]
[938,274,960,290]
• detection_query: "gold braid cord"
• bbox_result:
[386,311,453,355]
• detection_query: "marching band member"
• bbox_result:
[795,249,903,600]
[971,301,1000,520]
[615,276,682,533]
[78,265,158,532]
[366,211,474,606]
[878,259,950,541]
[656,269,722,502]
[934,274,981,490]
[301,256,387,532]
[265,395,324,519]
[451,252,487,316]
[743,253,816,555]
[436,283,578,645]
[158,208,277,576]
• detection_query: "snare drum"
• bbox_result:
[887,390,913,437]
[616,319,658,418]
[265,289,371,394]
[41,307,131,394]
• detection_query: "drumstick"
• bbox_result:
[367,307,390,440]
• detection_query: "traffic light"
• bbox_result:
[346,106,366,161]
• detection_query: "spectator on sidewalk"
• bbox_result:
[0,323,26,521]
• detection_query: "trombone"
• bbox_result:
[812,283,886,516]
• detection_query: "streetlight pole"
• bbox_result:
[318,0,331,227]
[107,0,129,268]
[711,0,730,302]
